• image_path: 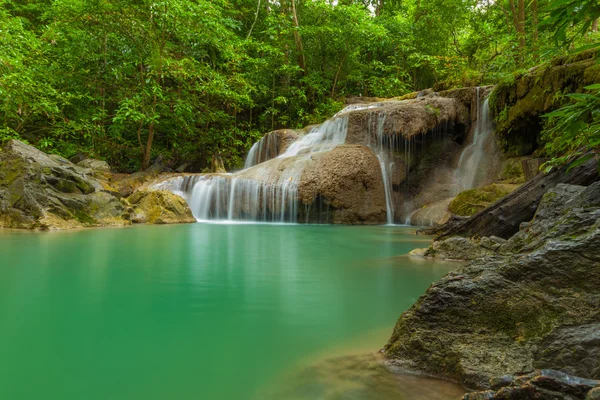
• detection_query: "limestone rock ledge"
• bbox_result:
[385,182,600,389]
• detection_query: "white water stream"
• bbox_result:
[455,89,494,191]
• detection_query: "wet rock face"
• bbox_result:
[127,189,195,224]
[0,140,130,229]
[463,370,599,400]
[384,182,600,389]
[298,145,387,224]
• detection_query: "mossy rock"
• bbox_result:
[449,183,520,216]
[127,189,195,225]
[489,51,600,156]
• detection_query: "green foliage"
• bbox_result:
[540,0,600,170]
[542,84,600,170]
[1,0,597,171]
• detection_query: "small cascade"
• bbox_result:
[244,134,280,169]
[280,116,348,158]
[369,112,395,224]
[455,90,494,191]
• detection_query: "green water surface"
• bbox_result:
[0,224,463,400]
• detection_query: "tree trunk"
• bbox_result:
[593,18,599,32]
[532,0,539,61]
[433,159,600,240]
[509,0,526,65]
[142,122,155,170]
[517,0,526,64]
[290,0,307,75]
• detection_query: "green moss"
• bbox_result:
[0,159,26,187]
[474,294,561,341]
[489,53,600,157]
[449,184,518,216]
[70,209,97,225]
[55,179,79,193]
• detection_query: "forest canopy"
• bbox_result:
[0,0,598,171]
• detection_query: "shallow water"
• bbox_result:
[0,224,463,399]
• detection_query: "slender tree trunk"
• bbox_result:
[517,0,526,64]
[532,0,539,61]
[246,0,261,40]
[509,0,526,65]
[375,0,383,16]
[142,95,157,170]
[331,55,347,97]
[593,18,599,32]
[290,0,307,75]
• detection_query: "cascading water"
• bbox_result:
[156,102,399,224]
[369,112,395,224]
[455,89,494,191]
[155,113,351,223]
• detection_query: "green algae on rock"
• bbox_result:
[448,183,520,217]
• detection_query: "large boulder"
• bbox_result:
[384,182,600,389]
[298,144,387,224]
[0,140,130,229]
[127,189,195,224]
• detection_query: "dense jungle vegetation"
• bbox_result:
[0,0,598,171]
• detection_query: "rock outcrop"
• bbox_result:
[127,189,195,224]
[384,181,600,389]
[0,140,130,229]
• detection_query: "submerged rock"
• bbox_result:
[127,189,195,224]
[0,140,129,229]
[384,182,600,389]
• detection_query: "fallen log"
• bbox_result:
[433,158,599,240]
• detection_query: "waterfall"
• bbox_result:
[155,113,352,223]
[155,174,299,222]
[370,112,395,224]
[455,90,494,191]
[157,102,402,224]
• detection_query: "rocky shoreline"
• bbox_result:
[387,180,600,398]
